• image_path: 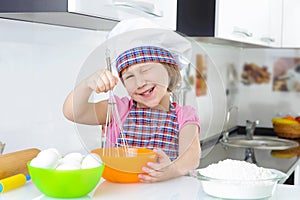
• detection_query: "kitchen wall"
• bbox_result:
[187,41,241,139]
[1,19,300,153]
[0,19,107,154]
[238,48,300,127]
[201,44,300,132]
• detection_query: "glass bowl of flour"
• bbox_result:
[189,159,287,199]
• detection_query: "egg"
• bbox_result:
[36,148,60,161]
[81,153,102,169]
[56,162,81,170]
[30,148,60,169]
[30,148,102,170]
[30,157,49,168]
[62,152,83,163]
[46,148,61,157]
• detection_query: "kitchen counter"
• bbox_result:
[2,127,299,199]
[1,176,300,200]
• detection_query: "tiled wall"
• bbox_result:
[238,48,300,127]
[201,44,300,135]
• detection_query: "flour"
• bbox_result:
[197,159,284,199]
[200,159,276,181]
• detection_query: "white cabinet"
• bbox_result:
[177,0,282,47]
[215,0,282,47]
[282,0,300,48]
[113,0,177,30]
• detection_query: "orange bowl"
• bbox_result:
[91,147,156,183]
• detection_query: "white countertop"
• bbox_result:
[1,176,300,200]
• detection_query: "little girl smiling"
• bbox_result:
[63,45,201,183]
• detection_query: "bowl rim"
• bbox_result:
[189,168,287,182]
[92,147,156,157]
[27,161,104,172]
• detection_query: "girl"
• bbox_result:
[63,46,201,183]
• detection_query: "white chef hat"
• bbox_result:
[105,18,192,70]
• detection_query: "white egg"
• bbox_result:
[46,148,61,157]
[81,153,102,169]
[62,152,83,163]
[30,157,58,169]
[56,162,81,170]
[31,148,60,169]
[36,149,61,161]
[58,158,79,167]
[30,157,46,168]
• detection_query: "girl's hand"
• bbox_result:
[138,149,177,183]
[86,69,119,93]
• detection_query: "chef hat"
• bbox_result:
[105,18,192,70]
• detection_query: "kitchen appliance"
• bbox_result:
[0,0,168,30]
[0,0,119,30]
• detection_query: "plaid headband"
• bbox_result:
[115,46,178,77]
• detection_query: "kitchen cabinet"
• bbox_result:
[282,0,300,48]
[215,0,282,47]
[177,0,282,47]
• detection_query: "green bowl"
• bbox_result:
[27,162,104,198]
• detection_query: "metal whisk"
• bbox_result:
[103,49,128,157]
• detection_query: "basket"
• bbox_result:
[273,123,300,139]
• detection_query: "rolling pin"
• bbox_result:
[0,148,40,179]
[0,174,30,193]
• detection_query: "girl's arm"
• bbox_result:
[175,124,201,174]
[63,69,118,125]
[139,124,201,182]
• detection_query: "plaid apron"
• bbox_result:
[116,102,179,161]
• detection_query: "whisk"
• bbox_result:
[103,49,129,157]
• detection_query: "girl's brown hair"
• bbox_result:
[164,64,181,92]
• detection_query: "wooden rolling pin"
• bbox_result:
[0,148,40,179]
